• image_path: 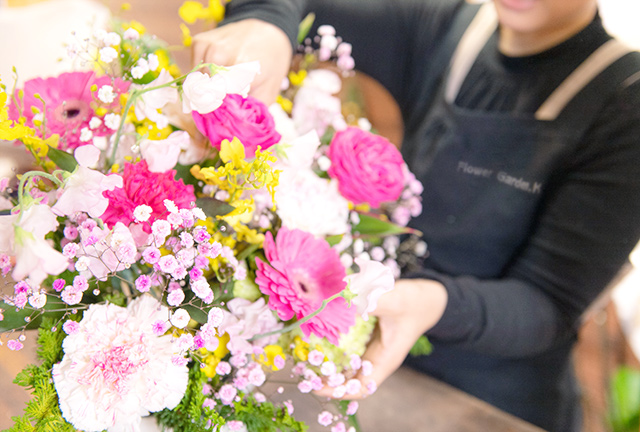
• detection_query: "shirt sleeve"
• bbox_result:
[222,0,464,107]
[222,0,307,50]
[419,79,640,358]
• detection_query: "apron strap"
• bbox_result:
[445,2,497,104]
[535,39,634,120]
[445,1,638,122]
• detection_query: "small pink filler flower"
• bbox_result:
[255,227,355,344]
[327,126,405,208]
[101,160,195,229]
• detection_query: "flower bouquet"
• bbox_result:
[0,12,424,432]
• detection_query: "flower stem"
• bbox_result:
[106,63,226,167]
[17,170,64,210]
[250,292,343,341]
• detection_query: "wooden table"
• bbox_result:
[0,335,544,432]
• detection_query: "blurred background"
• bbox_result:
[0,0,639,431]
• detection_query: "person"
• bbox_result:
[192,1,640,430]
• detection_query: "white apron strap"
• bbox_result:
[445,2,634,121]
[535,39,634,120]
[445,2,498,104]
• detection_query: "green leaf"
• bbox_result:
[338,400,362,432]
[297,13,316,44]
[353,213,417,237]
[0,296,68,332]
[608,366,640,432]
[196,196,235,218]
[409,335,433,357]
[46,147,77,172]
[325,235,343,247]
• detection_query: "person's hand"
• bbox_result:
[316,278,448,399]
[192,19,293,105]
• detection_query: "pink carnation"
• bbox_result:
[255,227,355,344]
[192,94,281,156]
[101,160,195,229]
[327,127,405,208]
[9,71,128,150]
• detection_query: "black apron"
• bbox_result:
[400,3,638,431]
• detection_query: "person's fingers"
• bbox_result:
[191,36,211,68]
[313,318,420,400]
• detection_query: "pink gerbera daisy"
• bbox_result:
[255,227,355,344]
[9,71,129,150]
[101,160,195,229]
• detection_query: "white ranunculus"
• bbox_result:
[291,70,344,137]
[275,167,350,237]
[52,296,189,432]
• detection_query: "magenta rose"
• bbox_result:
[192,94,281,156]
[327,127,405,208]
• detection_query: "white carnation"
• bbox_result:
[52,296,189,432]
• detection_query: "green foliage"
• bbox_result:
[0,296,67,333]
[297,13,316,44]
[101,288,128,307]
[46,147,78,172]
[608,366,640,432]
[196,196,236,219]
[6,319,76,432]
[232,396,308,432]
[337,400,362,432]
[35,319,69,367]
[353,213,417,237]
[156,363,224,432]
[409,335,433,357]
[156,362,307,432]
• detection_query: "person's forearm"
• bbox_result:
[412,269,569,358]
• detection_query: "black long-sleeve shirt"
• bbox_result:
[223,1,640,429]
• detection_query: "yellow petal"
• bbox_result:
[179,1,205,24]
[180,23,192,47]
[219,137,245,167]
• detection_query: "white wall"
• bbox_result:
[599,0,640,48]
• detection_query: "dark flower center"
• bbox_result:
[64,108,81,119]
[53,99,90,124]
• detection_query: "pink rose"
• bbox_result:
[192,94,281,156]
[327,127,405,208]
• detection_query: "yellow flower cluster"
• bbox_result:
[0,86,58,171]
[256,345,286,371]
[179,0,226,25]
[200,333,231,378]
[191,137,280,221]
